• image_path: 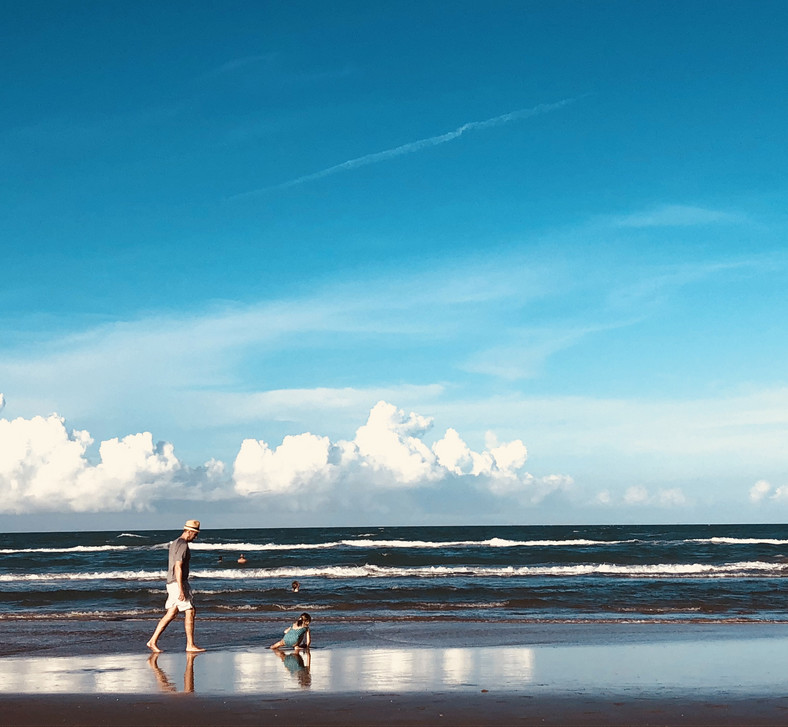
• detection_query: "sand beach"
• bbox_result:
[4,524,788,724]
[2,618,788,725]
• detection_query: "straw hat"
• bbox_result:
[184,519,201,532]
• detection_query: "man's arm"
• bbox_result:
[174,560,185,600]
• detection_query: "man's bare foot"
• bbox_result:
[146,640,162,652]
[185,646,206,652]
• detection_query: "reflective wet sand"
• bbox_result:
[1,626,787,697]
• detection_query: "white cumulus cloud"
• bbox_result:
[0,401,571,518]
[232,400,569,505]
[0,414,224,514]
[622,485,687,508]
[353,401,438,485]
[749,479,772,503]
[749,480,788,504]
[234,433,332,496]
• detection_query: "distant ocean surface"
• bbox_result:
[2,525,787,623]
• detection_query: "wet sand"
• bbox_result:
[3,692,788,726]
[1,619,788,725]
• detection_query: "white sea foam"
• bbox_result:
[190,541,341,552]
[0,609,154,620]
[193,566,374,579]
[3,561,780,583]
[213,603,333,612]
[190,537,630,552]
[2,559,782,584]
[197,560,786,579]
[0,570,163,582]
[484,538,630,547]
[3,535,777,558]
[336,538,624,548]
[0,545,130,555]
[688,537,788,545]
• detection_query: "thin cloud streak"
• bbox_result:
[232,98,580,198]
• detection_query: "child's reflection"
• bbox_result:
[147,651,198,693]
[275,649,312,689]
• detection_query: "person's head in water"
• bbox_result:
[291,580,300,592]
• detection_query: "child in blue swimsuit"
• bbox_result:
[270,612,312,650]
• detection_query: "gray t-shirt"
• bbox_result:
[166,537,191,584]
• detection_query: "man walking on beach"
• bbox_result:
[147,519,206,653]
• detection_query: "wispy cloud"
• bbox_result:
[605,259,756,313]
[201,53,277,80]
[612,204,745,228]
[231,98,580,198]
[0,256,549,437]
[461,321,632,381]
[4,214,779,486]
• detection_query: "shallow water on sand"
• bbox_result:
[1,633,787,697]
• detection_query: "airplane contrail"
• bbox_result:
[231,97,580,198]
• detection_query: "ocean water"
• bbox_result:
[1,524,787,623]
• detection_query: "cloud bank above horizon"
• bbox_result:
[0,399,575,517]
[4,392,778,525]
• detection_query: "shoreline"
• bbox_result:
[3,620,788,725]
[2,615,787,658]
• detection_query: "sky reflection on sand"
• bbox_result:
[0,638,786,696]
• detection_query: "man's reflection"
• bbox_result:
[147,651,198,693]
[275,649,312,689]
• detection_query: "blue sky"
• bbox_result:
[1,1,787,530]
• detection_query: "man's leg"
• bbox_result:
[183,607,205,652]
[147,606,179,652]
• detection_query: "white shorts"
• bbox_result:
[165,581,194,612]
